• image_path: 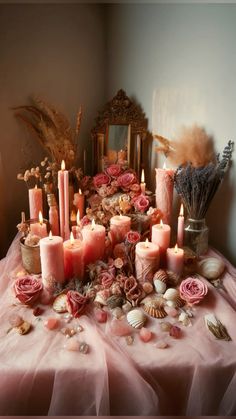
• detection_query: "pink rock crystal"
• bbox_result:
[94,309,107,323]
[169,325,181,338]
[44,318,59,330]
[140,327,152,342]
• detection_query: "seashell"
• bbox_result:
[154,279,167,294]
[153,269,168,283]
[175,296,185,308]
[197,257,225,280]
[127,309,146,329]
[106,295,124,309]
[122,301,132,313]
[15,321,31,335]
[143,298,167,318]
[53,294,68,313]
[163,288,179,301]
[142,282,154,294]
[94,292,107,306]
[166,271,180,286]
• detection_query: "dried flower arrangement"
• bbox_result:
[13,96,82,169]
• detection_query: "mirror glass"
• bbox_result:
[108,125,129,151]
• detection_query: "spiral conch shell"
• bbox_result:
[127,309,146,329]
[197,257,225,280]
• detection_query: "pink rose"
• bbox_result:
[117,171,137,191]
[179,277,208,305]
[97,271,115,289]
[106,164,122,178]
[94,172,110,189]
[66,290,88,318]
[126,230,141,244]
[133,194,150,213]
[14,276,43,305]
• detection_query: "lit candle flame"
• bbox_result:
[49,231,53,240]
[35,185,37,189]
[70,231,75,245]
[163,161,166,170]
[179,203,184,217]
[160,219,164,227]
[145,238,149,248]
[91,219,96,230]
[79,188,82,194]
[61,160,65,171]
[77,209,80,225]
[39,211,43,225]
[141,169,145,183]
[174,244,178,253]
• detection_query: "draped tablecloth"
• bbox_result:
[0,235,236,416]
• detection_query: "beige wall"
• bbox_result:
[0,3,106,257]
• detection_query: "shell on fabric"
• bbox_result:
[153,269,168,284]
[154,279,167,294]
[197,257,225,280]
[163,288,179,301]
[15,321,31,335]
[142,297,167,319]
[127,309,146,329]
[175,296,185,308]
[53,293,68,313]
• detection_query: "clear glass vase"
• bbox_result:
[184,218,209,256]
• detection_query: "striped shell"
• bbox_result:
[141,296,167,319]
[175,296,185,308]
[197,257,225,280]
[127,309,146,329]
[53,294,68,313]
[153,269,168,284]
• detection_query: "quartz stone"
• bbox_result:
[79,342,89,354]
[44,318,59,330]
[169,325,182,338]
[140,327,152,342]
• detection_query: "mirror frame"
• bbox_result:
[91,89,148,178]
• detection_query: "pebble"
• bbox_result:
[94,309,107,323]
[79,342,89,354]
[155,340,168,349]
[140,327,152,342]
[125,335,134,345]
[160,321,172,332]
[169,325,182,339]
[44,318,60,330]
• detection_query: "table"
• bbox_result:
[0,234,236,415]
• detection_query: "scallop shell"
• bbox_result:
[197,257,225,280]
[53,294,68,313]
[106,295,124,309]
[163,288,179,301]
[141,295,167,319]
[153,269,168,284]
[175,296,185,308]
[127,309,146,329]
[154,279,167,294]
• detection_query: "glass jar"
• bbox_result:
[184,218,209,256]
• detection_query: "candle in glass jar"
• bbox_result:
[135,239,160,283]
[110,214,131,244]
[177,203,184,248]
[166,244,184,275]
[63,232,84,280]
[155,163,174,225]
[40,232,64,287]
[73,189,85,218]
[30,211,48,238]
[28,185,43,219]
[82,220,106,265]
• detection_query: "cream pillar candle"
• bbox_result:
[40,232,64,287]
[73,189,85,218]
[155,163,174,225]
[29,185,43,219]
[177,203,185,248]
[135,239,160,283]
[166,244,184,275]
[82,220,106,265]
[63,232,84,280]
[30,211,48,238]
[110,214,131,244]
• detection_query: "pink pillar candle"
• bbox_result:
[49,206,59,236]
[63,233,84,280]
[64,168,70,240]
[73,190,85,218]
[177,203,184,248]
[135,240,160,283]
[155,165,175,225]
[40,233,64,287]
[152,221,171,252]
[82,221,106,265]
[72,210,82,239]
[110,215,131,244]
[166,245,184,275]
[58,162,65,239]
[28,186,43,219]
[30,212,47,238]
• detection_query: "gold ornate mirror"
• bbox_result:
[91,89,148,178]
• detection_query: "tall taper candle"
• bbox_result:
[29,185,43,219]
[155,163,174,225]
[177,203,184,248]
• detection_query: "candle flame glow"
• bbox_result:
[35,185,37,189]
[39,211,43,225]
[174,244,178,253]
[79,188,82,194]
[145,238,149,248]
[70,231,75,245]
[77,209,80,225]
[49,231,53,240]
[163,161,166,170]
[141,169,145,183]
[179,203,184,217]
[61,160,65,171]
[91,219,96,230]
[160,219,164,227]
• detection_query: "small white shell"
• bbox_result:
[197,257,225,280]
[163,288,179,301]
[127,309,146,329]
[53,294,68,313]
[154,279,167,294]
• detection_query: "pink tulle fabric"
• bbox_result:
[0,233,236,415]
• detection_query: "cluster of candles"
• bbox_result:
[27,161,186,288]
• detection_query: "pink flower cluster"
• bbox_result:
[179,277,208,305]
